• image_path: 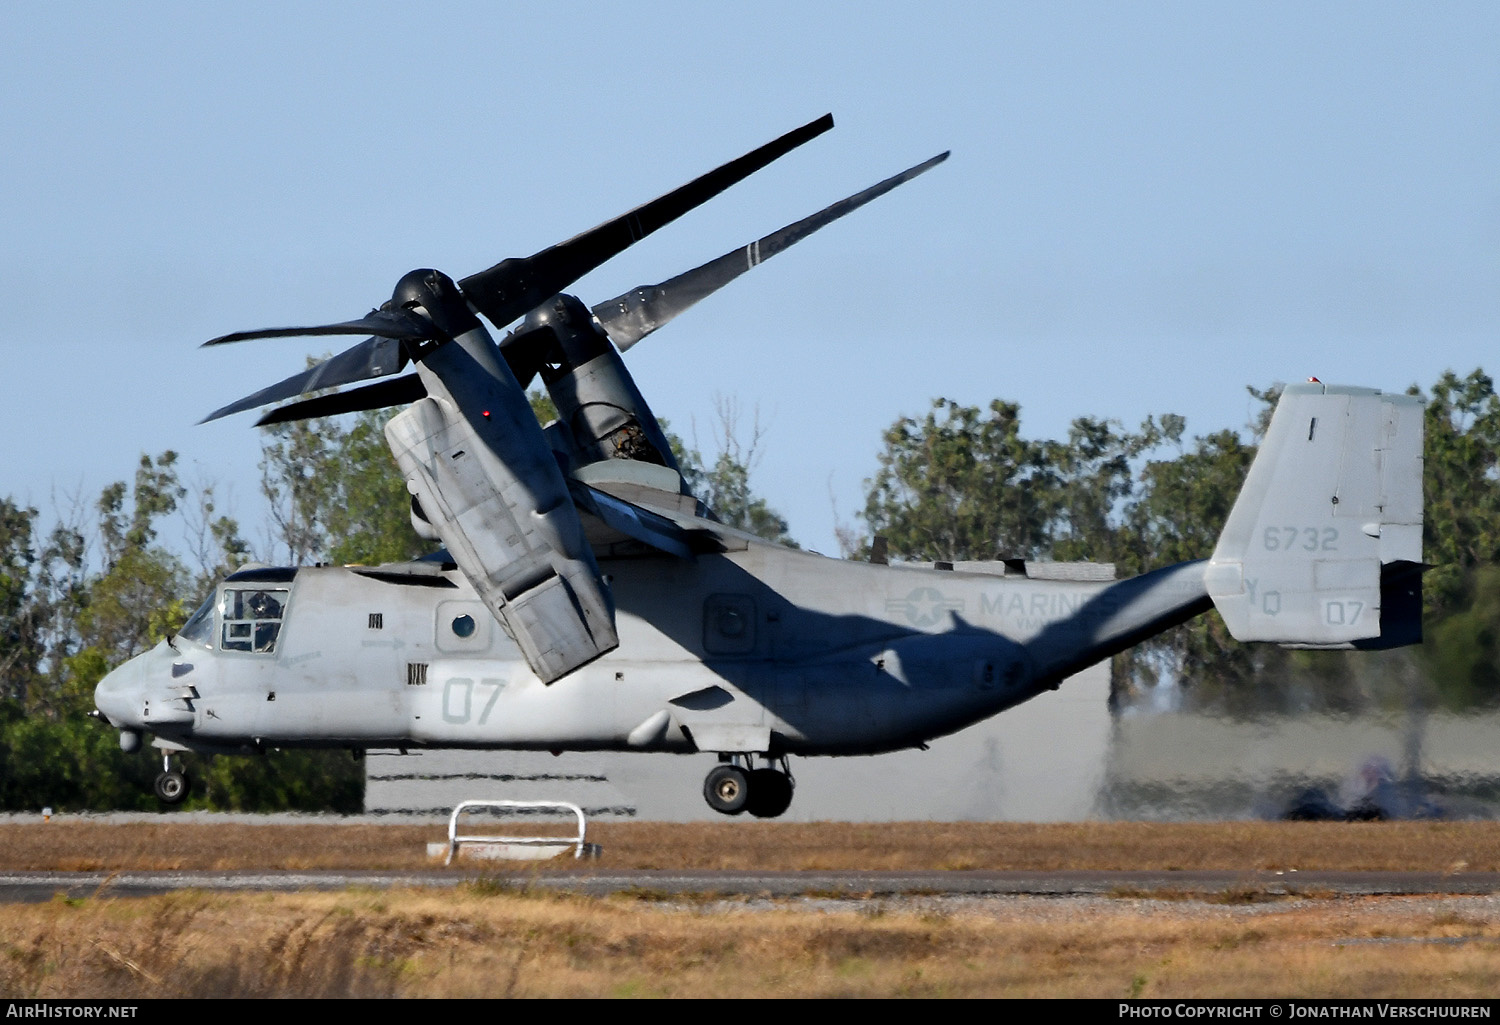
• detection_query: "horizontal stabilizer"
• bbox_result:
[1205,383,1424,648]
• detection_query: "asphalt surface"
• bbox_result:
[4,868,1499,904]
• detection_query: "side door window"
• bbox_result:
[221,588,290,653]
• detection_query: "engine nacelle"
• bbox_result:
[509,295,681,475]
[387,325,619,683]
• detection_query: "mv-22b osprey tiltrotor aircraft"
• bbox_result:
[94,115,1425,817]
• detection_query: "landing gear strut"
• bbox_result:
[154,753,190,805]
[702,755,794,818]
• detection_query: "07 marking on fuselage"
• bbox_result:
[441,677,507,725]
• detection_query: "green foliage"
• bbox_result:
[1116,429,1252,572]
[1042,415,1154,566]
[184,750,365,813]
[98,453,185,563]
[325,413,426,566]
[645,398,796,547]
[1110,426,1272,708]
[259,409,424,566]
[1401,370,1500,713]
[864,399,1054,562]
[693,449,797,547]
[74,548,188,667]
[1424,566,1500,709]
[856,373,1500,714]
[0,709,160,811]
[259,417,338,565]
[0,443,362,811]
[1416,370,1500,617]
[527,388,559,425]
[183,480,251,595]
[14,453,197,722]
[0,707,363,813]
[0,499,40,705]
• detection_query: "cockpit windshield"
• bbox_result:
[176,592,217,648]
[220,587,290,654]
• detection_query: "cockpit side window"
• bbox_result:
[177,593,217,648]
[220,588,290,654]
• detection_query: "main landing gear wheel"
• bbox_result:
[746,769,794,819]
[702,758,796,817]
[154,770,189,805]
[703,765,750,815]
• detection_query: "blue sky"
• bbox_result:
[4,2,1496,558]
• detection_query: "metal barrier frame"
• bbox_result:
[444,799,589,865]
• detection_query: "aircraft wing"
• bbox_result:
[568,480,719,559]
[565,461,751,558]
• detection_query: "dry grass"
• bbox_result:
[4,887,1500,998]
[4,822,1500,997]
[1,819,1498,873]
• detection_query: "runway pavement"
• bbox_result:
[3,868,1498,904]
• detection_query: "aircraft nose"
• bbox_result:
[94,655,147,728]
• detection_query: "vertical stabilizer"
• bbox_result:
[1205,383,1423,649]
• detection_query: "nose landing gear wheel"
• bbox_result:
[154,770,189,805]
[703,765,749,815]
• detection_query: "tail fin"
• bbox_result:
[1205,382,1424,649]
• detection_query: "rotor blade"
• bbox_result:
[199,335,408,423]
[592,151,949,350]
[253,374,428,426]
[202,308,431,347]
[458,114,834,331]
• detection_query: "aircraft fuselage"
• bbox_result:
[95,541,1211,760]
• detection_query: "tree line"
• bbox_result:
[2,371,1497,810]
[854,369,1500,715]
